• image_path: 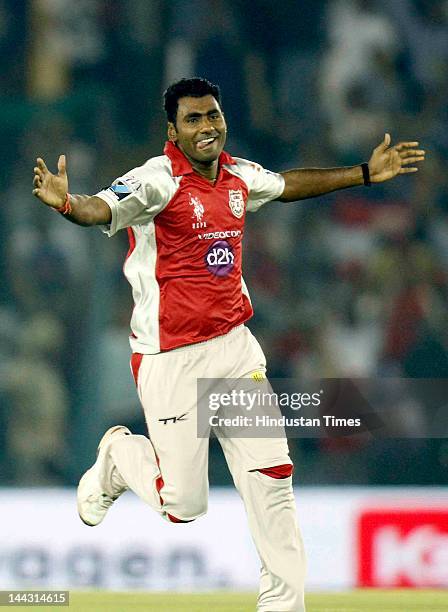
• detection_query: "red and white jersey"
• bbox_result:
[96,142,285,354]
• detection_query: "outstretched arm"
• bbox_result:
[278,134,425,202]
[33,155,111,226]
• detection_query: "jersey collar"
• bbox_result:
[164,141,236,177]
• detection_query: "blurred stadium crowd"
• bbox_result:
[0,0,447,486]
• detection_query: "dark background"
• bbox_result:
[1,0,447,487]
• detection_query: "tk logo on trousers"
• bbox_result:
[158,413,188,425]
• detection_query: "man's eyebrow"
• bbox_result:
[183,109,221,119]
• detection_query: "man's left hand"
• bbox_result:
[368,133,426,183]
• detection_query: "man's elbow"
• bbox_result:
[278,189,301,203]
[88,197,112,226]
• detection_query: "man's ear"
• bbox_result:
[167,123,177,142]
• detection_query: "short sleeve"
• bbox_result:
[229,158,285,213]
[95,157,177,237]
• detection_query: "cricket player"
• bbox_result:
[33,78,425,611]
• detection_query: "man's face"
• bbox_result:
[169,95,227,164]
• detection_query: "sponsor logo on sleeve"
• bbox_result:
[107,176,141,201]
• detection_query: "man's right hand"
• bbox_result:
[33,155,68,209]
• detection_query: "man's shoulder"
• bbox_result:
[226,155,257,168]
[127,154,174,181]
[224,156,267,183]
[225,156,267,173]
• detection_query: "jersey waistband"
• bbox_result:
[136,325,245,356]
[163,324,245,354]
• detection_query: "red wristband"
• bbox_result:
[57,193,72,215]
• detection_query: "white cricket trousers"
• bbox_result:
[107,325,306,611]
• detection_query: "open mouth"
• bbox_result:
[196,136,217,150]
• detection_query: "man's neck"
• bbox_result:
[190,159,219,183]
[179,146,219,182]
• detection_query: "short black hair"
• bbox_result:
[163,77,222,125]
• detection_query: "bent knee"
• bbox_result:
[256,463,294,479]
[164,494,208,523]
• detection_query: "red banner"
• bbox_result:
[357,509,448,587]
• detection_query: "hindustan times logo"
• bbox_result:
[208,389,323,411]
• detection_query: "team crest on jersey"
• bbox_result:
[228,189,245,218]
[189,193,207,229]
